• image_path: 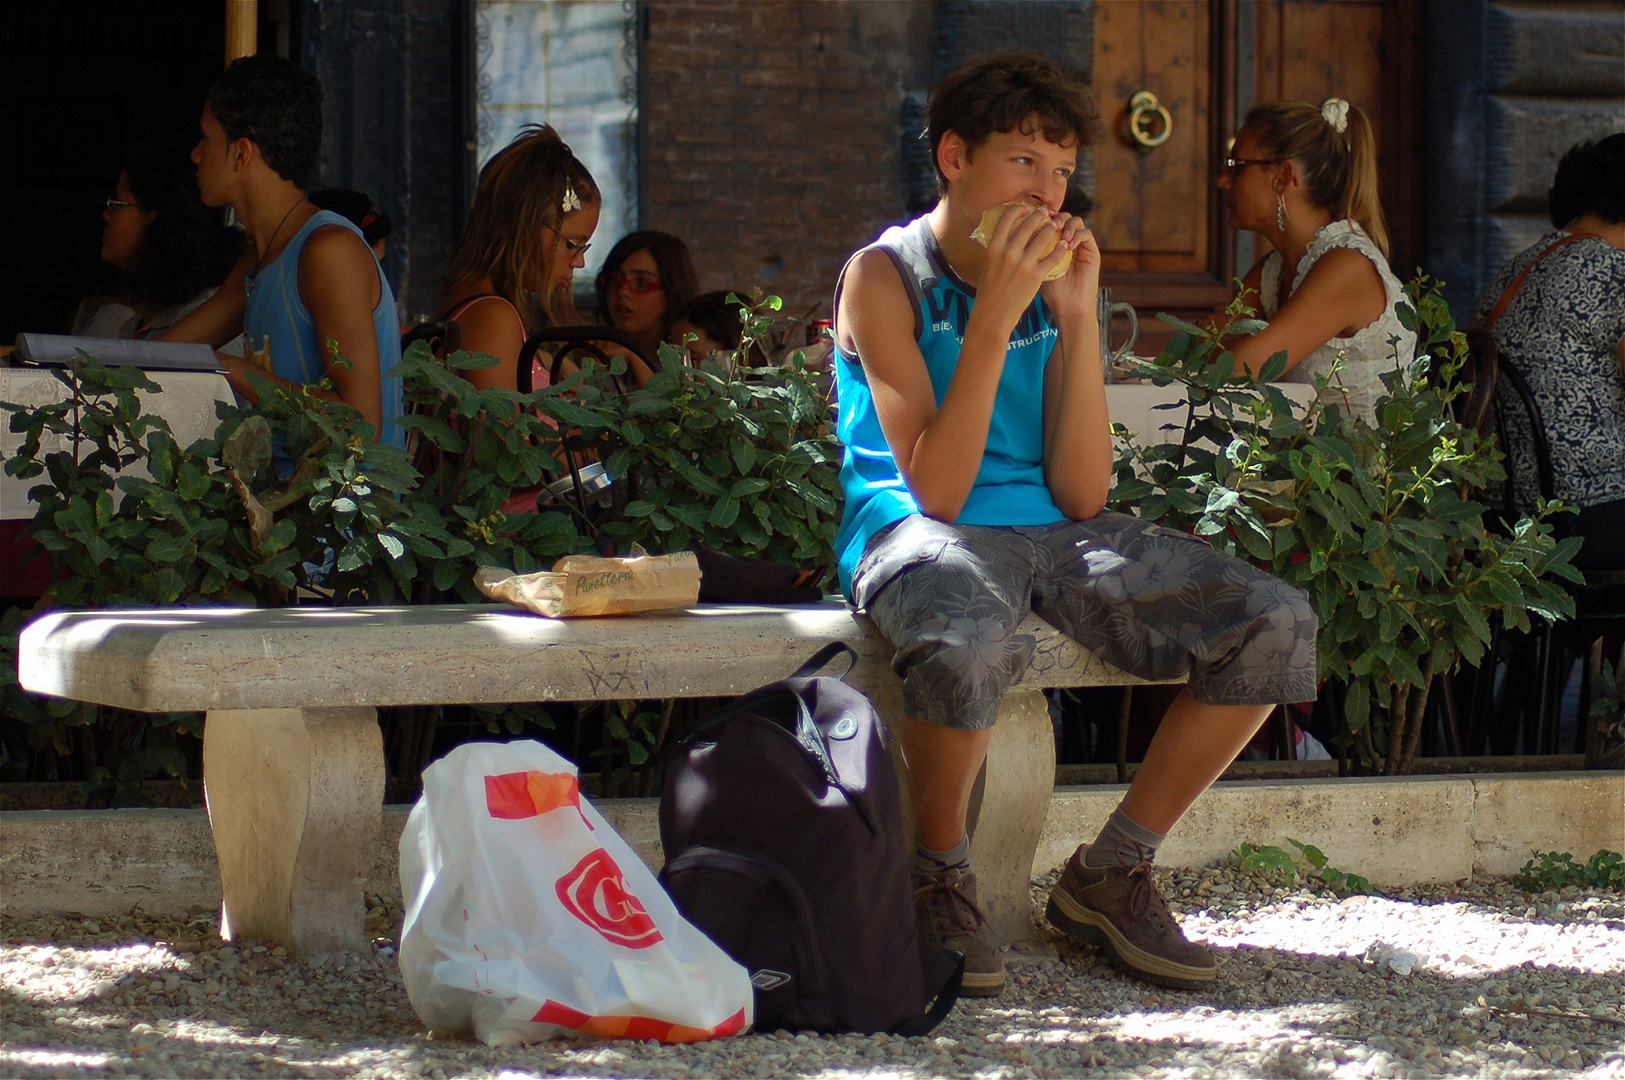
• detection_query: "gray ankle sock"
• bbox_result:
[913,835,971,877]
[1085,806,1166,868]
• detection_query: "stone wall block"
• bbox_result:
[1470,773,1625,879]
[1039,777,1478,887]
[1484,96,1625,214]
[0,809,220,918]
[1485,2,1625,97]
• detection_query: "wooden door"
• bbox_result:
[1093,0,1423,354]
[1093,0,1233,353]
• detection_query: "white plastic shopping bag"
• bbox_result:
[398,740,753,1045]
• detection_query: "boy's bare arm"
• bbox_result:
[1039,219,1112,519]
[298,225,387,434]
[842,208,1068,521]
[159,248,253,348]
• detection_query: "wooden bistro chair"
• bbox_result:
[513,326,664,531]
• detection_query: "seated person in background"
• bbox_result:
[163,54,403,453]
[669,290,744,364]
[835,52,1316,998]
[1478,133,1625,573]
[594,230,698,384]
[73,145,244,339]
[308,188,393,262]
[439,125,601,393]
[1215,98,1415,425]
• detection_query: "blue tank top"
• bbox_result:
[243,209,404,456]
[832,214,1065,599]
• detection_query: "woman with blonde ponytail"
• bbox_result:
[1215,98,1414,424]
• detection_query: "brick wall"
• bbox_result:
[640,0,932,318]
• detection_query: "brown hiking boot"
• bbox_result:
[914,865,1005,997]
[1046,844,1215,989]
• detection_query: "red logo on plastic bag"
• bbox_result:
[485,770,593,830]
[533,999,747,1043]
[555,848,663,948]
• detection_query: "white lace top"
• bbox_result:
[1260,219,1415,425]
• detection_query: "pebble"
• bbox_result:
[1,870,1621,1078]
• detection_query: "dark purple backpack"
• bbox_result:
[658,644,962,1035]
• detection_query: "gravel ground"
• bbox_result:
[3,862,1622,1079]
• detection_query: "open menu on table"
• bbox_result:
[11,333,223,373]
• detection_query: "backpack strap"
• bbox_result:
[792,642,857,681]
[1482,232,1596,332]
[891,948,964,1036]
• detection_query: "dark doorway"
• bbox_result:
[0,1,227,340]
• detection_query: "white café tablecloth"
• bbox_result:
[1105,380,1317,448]
[0,367,235,521]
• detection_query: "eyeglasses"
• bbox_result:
[105,197,139,211]
[600,270,664,295]
[1223,156,1282,175]
[560,236,592,256]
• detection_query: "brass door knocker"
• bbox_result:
[1128,90,1173,150]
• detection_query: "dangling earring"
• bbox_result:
[1276,192,1289,232]
[224,205,238,230]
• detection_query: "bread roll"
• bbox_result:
[969,202,1072,281]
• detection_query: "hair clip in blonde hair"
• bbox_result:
[1321,98,1350,135]
[561,184,582,214]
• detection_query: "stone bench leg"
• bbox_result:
[874,684,1055,948]
[965,690,1054,947]
[202,707,383,956]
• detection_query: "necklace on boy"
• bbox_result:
[252,197,309,277]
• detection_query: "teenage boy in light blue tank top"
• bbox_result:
[833,54,1317,999]
[163,54,403,464]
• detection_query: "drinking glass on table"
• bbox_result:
[1097,288,1139,381]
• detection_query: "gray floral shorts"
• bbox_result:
[851,513,1318,730]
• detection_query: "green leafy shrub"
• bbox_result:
[527,291,839,575]
[1513,850,1625,894]
[1232,839,1375,896]
[1,350,586,794]
[1112,275,1581,773]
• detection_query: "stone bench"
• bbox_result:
[17,601,1167,955]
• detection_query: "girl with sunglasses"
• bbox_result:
[1214,98,1414,425]
[593,230,698,384]
[440,125,601,392]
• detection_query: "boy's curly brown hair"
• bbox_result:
[926,53,1102,192]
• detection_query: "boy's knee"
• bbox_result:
[1217,575,1318,700]
[893,618,1036,731]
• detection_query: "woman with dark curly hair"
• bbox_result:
[1478,133,1625,572]
[593,230,698,383]
[73,145,245,339]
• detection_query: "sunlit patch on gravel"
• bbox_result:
[1093,1001,1352,1044]
[4,871,1623,1078]
[1185,893,1625,978]
[0,1049,115,1070]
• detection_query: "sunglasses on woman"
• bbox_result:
[1224,156,1282,175]
[600,270,663,295]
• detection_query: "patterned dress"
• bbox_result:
[1260,220,1416,425]
[1477,231,1625,512]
